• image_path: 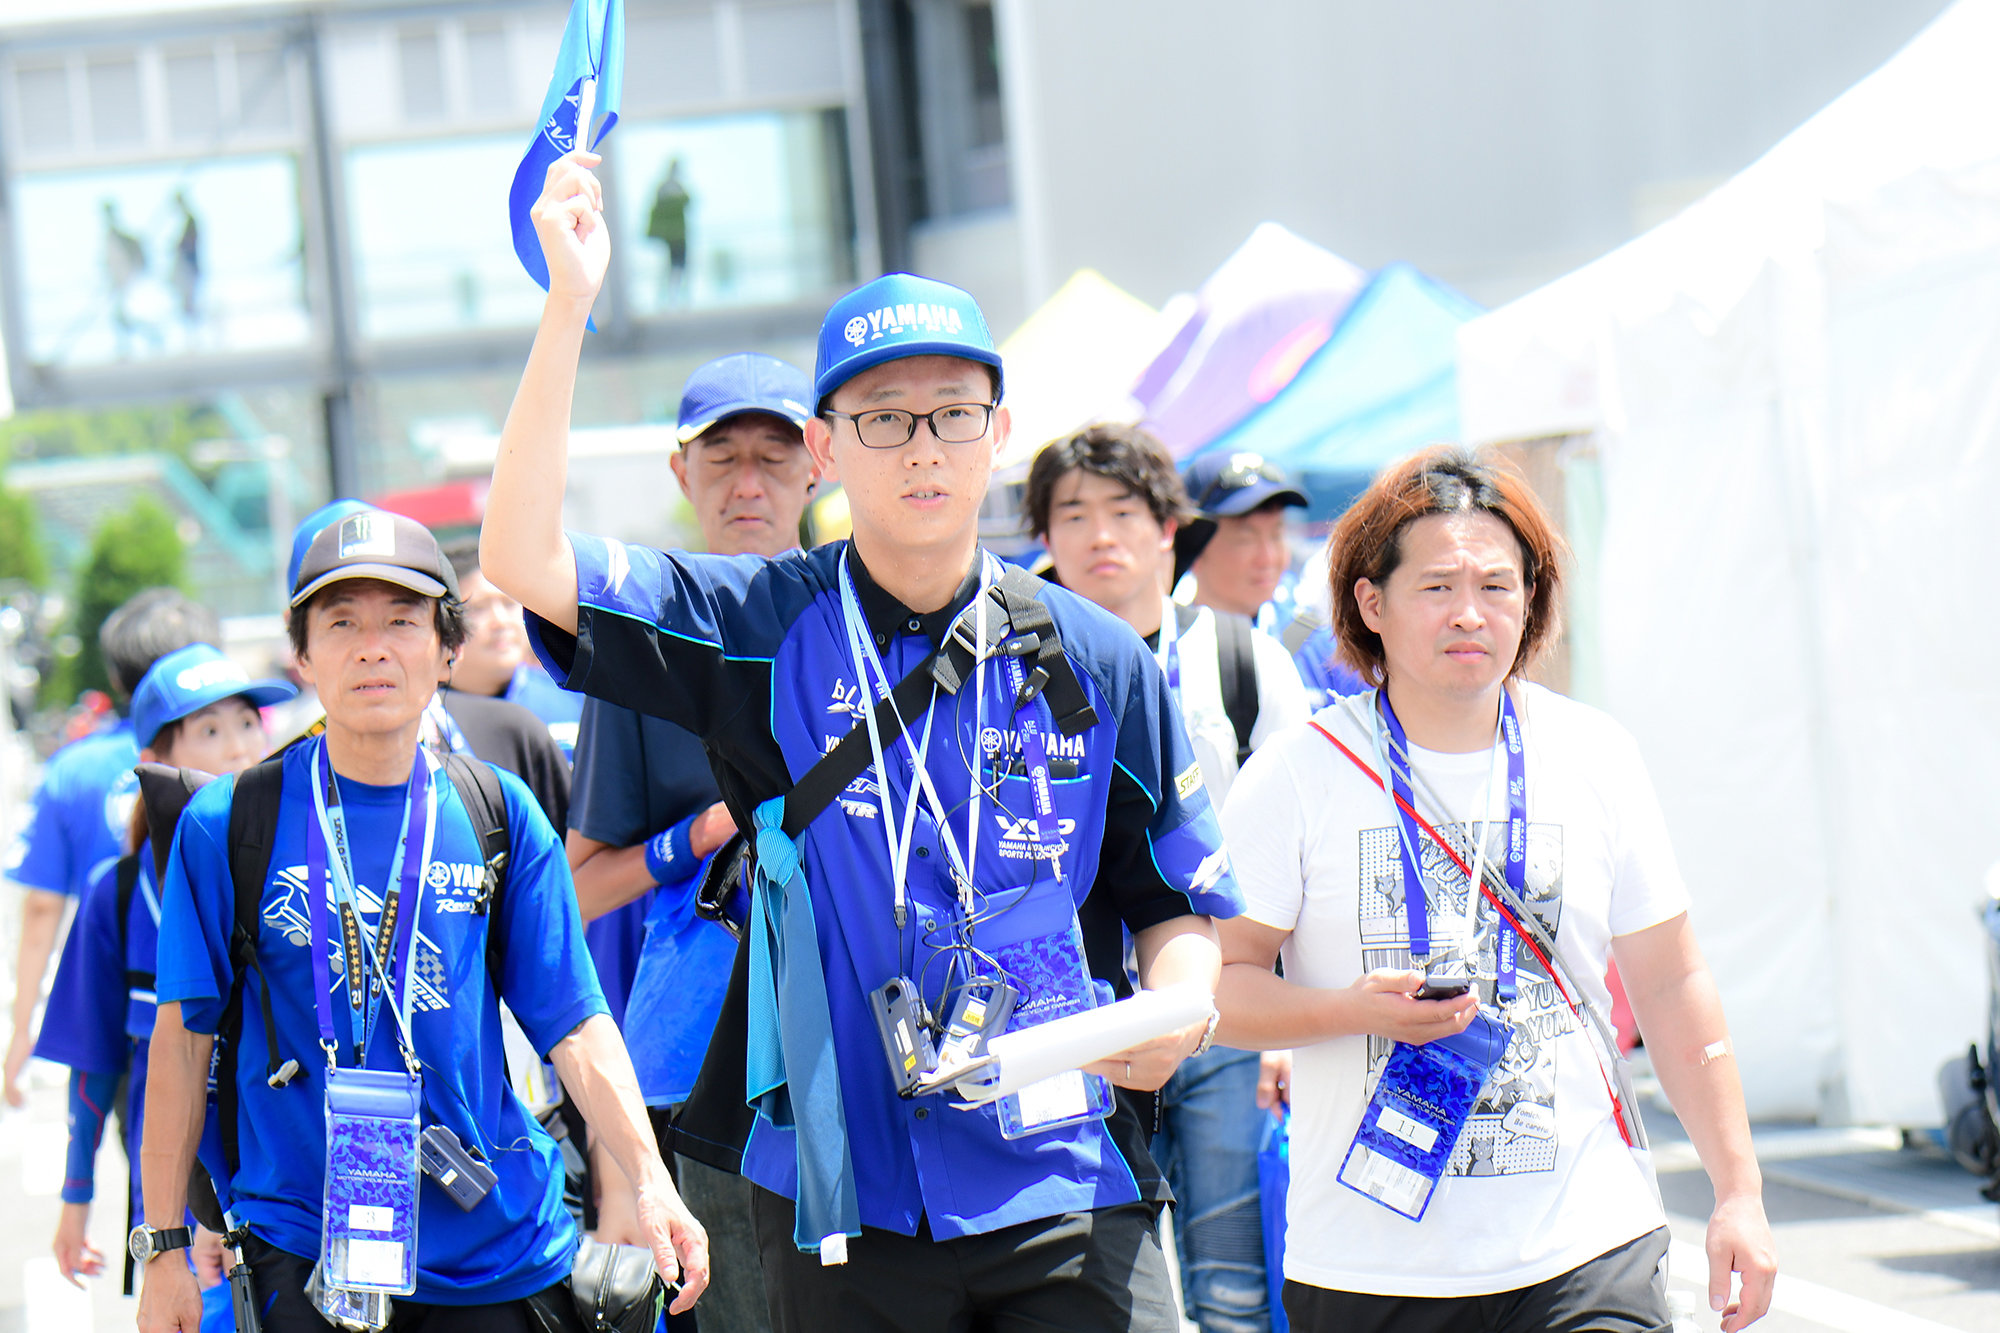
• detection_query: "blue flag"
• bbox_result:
[509,0,625,297]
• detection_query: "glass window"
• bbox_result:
[616,108,855,317]
[398,27,447,122]
[624,9,721,110]
[13,155,310,368]
[13,61,74,156]
[236,40,293,132]
[165,49,221,144]
[462,21,514,119]
[346,134,550,339]
[85,56,144,150]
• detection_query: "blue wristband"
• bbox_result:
[643,816,698,885]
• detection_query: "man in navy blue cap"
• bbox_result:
[1175,452,1310,629]
[565,350,816,1333]
[483,150,1238,1332]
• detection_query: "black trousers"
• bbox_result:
[750,1185,1181,1333]
[241,1232,554,1333]
[1282,1226,1673,1333]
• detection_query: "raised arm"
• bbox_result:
[483,150,611,635]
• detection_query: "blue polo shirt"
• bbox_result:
[506,663,584,757]
[529,536,1242,1240]
[154,746,606,1304]
[1292,624,1367,708]
[569,698,734,1102]
[8,718,138,896]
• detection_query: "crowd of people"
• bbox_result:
[0,147,1780,1333]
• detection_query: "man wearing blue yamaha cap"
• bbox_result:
[565,350,817,1333]
[484,150,1238,1332]
[1175,453,1309,631]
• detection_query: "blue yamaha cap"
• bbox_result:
[677,353,813,445]
[287,499,374,590]
[1181,451,1308,518]
[814,273,1003,414]
[132,643,297,749]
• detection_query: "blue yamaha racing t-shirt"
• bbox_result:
[529,535,1242,1241]
[153,746,607,1304]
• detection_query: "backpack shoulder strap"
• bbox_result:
[115,854,151,991]
[209,754,290,1188]
[995,563,1099,737]
[440,752,511,982]
[1213,611,1260,766]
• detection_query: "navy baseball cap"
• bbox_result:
[132,643,296,748]
[287,498,374,590]
[814,273,1003,414]
[1182,452,1309,518]
[677,353,813,445]
[291,509,460,608]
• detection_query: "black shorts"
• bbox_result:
[240,1232,559,1333]
[751,1185,1181,1333]
[1282,1226,1672,1333]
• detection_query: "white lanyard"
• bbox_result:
[308,741,439,1051]
[836,551,990,926]
[1154,594,1181,697]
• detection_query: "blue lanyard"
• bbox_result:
[998,649,1062,883]
[1376,690,1528,1001]
[306,742,433,1067]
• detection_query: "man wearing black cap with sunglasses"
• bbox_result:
[1175,453,1310,631]
[138,509,708,1332]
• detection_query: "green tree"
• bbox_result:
[57,496,187,702]
[0,485,48,589]
[0,402,229,469]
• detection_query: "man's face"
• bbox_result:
[1192,505,1291,616]
[670,412,816,557]
[452,568,527,696]
[295,581,454,736]
[1042,470,1172,617]
[1355,511,1529,705]
[804,355,1005,559]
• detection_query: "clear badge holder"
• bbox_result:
[1337,1011,1513,1222]
[979,884,1114,1139]
[320,1065,423,1298]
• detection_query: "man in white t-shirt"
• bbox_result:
[1027,424,1309,1333]
[1213,447,1775,1333]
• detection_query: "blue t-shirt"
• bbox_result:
[8,718,138,896]
[529,537,1242,1240]
[506,663,584,758]
[570,699,735,1102]
[1292,624,1367,708]
[154,745,607,1304]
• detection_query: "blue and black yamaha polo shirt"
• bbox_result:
[529,535,1242,1240]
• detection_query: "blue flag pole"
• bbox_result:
[509,0,625,301]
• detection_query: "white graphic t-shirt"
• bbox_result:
[1223,684,1688,1297]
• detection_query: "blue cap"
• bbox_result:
[814,273,1002,414]
[132,643,297,749]
[1181,451,1308,518]
[288,499,374,591]
[677,353,813,445]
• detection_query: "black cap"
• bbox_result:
[289,509,460,608]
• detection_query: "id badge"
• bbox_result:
[980,884,1113,1140]
[320,1066,422,1295]
[1337,1012,1513,1222]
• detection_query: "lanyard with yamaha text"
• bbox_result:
[1374,688,1527,1002]
[836,550,990,931]
[305,740,437,1069]
[997,645,1061,884]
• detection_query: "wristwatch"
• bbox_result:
[128,1224,194,1266]
[1190,1008,1221,1059]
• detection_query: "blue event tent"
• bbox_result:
[1192,263,1482,522]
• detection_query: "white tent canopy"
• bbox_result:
[1458,0,2000,1125]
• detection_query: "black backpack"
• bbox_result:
[1181,603,1261,767]
[137,748,512,1230]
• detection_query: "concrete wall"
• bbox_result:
[995,0,1954,316]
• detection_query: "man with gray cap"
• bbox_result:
[137,509,707,1333]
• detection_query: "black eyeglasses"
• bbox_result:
[823,403,996,449]
[1194,454,1288,511]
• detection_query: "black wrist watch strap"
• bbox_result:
[130,1224,193,1264]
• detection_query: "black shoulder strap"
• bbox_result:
[115,854,151,992]
[1214,611,1260,766]
[214,756,287,1184]
[439,752,511,983]
[995,564,1099,737]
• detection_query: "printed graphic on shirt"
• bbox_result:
[262,865,456,1013]
[1358,817,1569,1177]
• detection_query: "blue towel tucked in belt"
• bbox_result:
[744,797,861,1262]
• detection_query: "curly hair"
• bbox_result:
[1326,446,1566,686]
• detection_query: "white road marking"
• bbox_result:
[24,1255,93,1333]
[1669,1240,1965,1333]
